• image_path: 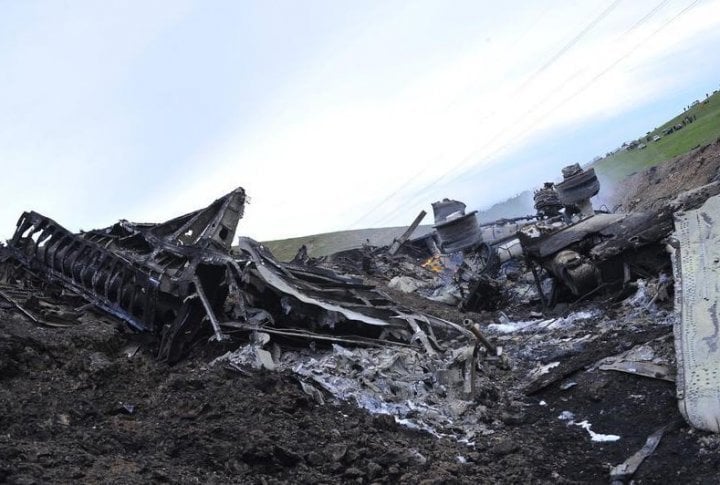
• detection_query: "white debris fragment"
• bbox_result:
[573,310,597,320]
[426,284,462,305]
[558,411,575,422]
[560,380,577,390]
[211,344,276,370]
[255,348,277,370]
[456,455,468,464]
[543,310,600,332]
[559,411,620,441]
[623,344,656,362]
[299,381,325,405]
[623,279,652,308]
[410,449,427,465]
[539,400,547,406]
[487,310,600,334]
[288,343,491,444]
[487,319,544,333]
[529,361,560,379]
[574,420,621,442]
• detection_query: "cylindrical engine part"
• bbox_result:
[432,199,467,224]
[534,182,563,217]
[555,167,600,206]
[495,238,523,263]
[434,211,482,253]
[561,163,583,179]
[550,249,600,296]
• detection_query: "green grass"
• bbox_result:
[593,91,720,183]
[261,225,434,261]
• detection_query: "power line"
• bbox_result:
[437,0,698,194]
[358,0,687,229]
[424,0,673,193]
[348,5,562,230]
[512,0,623,98]
[351,1,626,229]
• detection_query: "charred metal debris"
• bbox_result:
[2,188,470,363]
[520,166,720,307]
[414,165,720,311]
[298,163,720,316]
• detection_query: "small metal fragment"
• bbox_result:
[610,421,679,482]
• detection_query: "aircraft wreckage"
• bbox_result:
[2,188,471,363]
[5,165,720,442]
[388,164,720,312]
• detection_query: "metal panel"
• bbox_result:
[672,194,720,432]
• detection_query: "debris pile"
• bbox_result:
[2,188,470,364]
[216,338,505,444]
[5,143,720,483]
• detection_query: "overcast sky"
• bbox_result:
[1,0,720,241]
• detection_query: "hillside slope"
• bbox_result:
[593,91,720,183]
[262,225,434,261]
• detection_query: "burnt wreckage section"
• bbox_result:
[520,165,675,304]
[405,164,720,311]
[6,188,468,363]
[520,165,720,305]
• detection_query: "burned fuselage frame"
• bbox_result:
[6,188,469,363]
[517,192,720,305]
[7,189,247,361]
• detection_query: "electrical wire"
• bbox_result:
[355,0,695,230]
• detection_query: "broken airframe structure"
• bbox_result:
[3,188,471,363]
[6,163,720,449]
[520,165,720,308]
[412,164,720,439]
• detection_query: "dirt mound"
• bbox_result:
[0,310,542,484]
[4,287,720,483]
[612,140,720,212]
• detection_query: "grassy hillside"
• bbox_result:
[262,225,434,261]
[593,91,720,183]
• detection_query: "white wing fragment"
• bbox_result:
[672,194,720,432]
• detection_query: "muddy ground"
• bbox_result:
[7,294,717,485]
[3,143,720,484]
